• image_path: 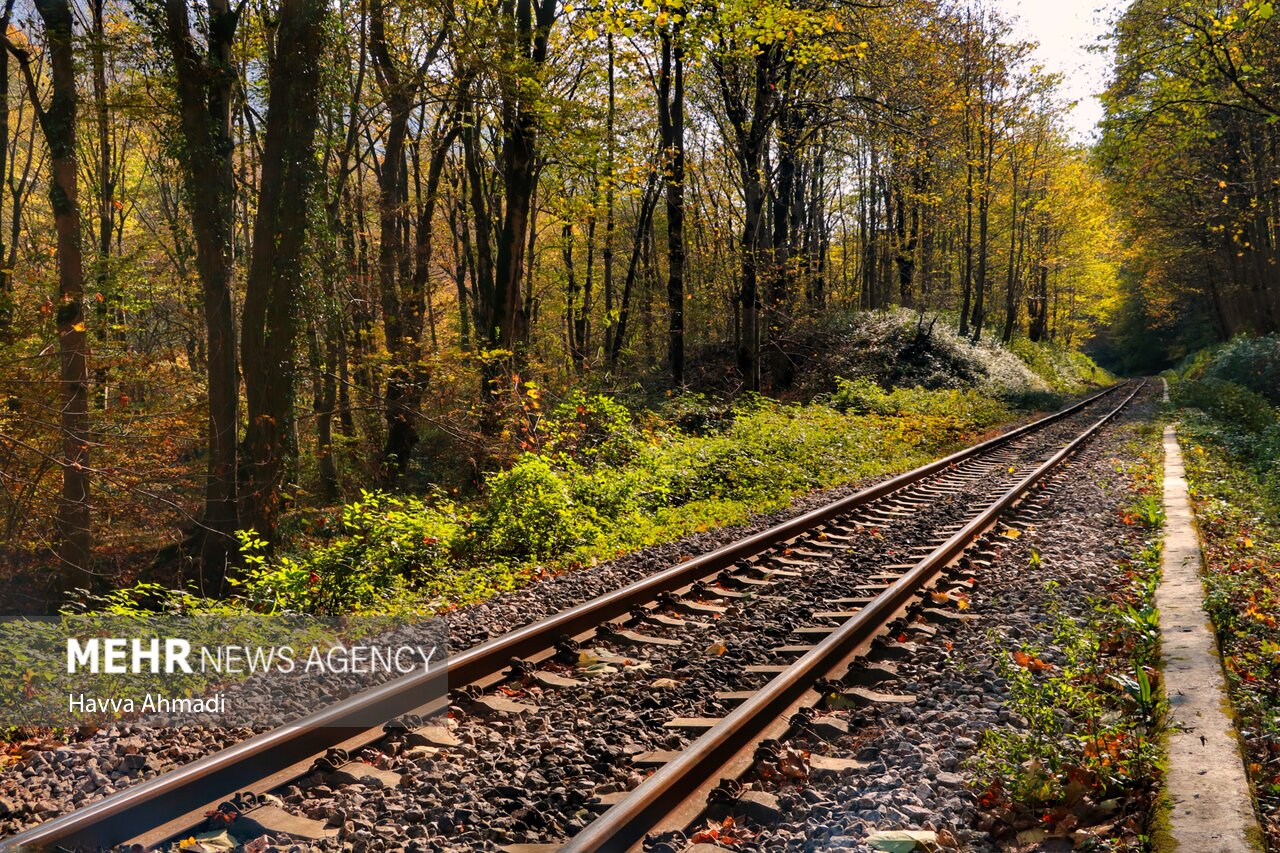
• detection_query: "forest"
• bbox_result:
[0,0,1272,609]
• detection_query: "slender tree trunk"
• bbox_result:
[450,166,472,351]
[658,23,685,388]
[21,0,93,585]
[91,0,115,412]
[369,0,413,480]
[602,32,616,359]
[610,169,661,364]
[1001,156,1021,344]
[564,218,579,365]
[960,132,974,337]
[0,0,12,337]
[577,200,594,368]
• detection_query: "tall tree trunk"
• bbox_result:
[658,23,685,388]
[971,90,995,343]
[577,201,594,369]
[239,0,327,544]
[90,0,115,411]
[9,0,93,586]
[564,218,577,362]
[492,0,559,353]
[602,32,616,359]
[960,131,974,337]
[609,169,661,364]
[157,0,241,585]
[367,2,449,480]
[369,0,414,480]
[0,0,12,338]
[450,165,473,351]
[768,68,797,387]
[727,46,778,393]
[1001,155,1022,344]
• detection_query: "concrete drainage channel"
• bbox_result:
[2,384,1138,852]
[1156,423,1263,852]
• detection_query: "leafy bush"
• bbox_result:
[1197,335,1280,406]
[658,392,736,435]
[229,372,1084,616]
[539,391,640,468]
[827,377,1013,425]
[236,492,465,613]
[1008,338,1111,393]
[826,377,895,414]
[478,455,599,560]
[797,309,1065,398]
[1173,378,1277,435]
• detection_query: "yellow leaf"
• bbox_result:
[71,321,86,332]
[1243,537,1254,549]
[1003,528,1021,539]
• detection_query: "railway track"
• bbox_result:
[3,381,1139,852]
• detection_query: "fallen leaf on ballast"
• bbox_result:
[866,829,939,852]
[650,677,680,689]
[704,641,728,656]
[689,815,752,845]
[1003,528,1022,539]
[1013,650,1052,672]
[930,591,951,604]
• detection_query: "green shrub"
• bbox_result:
[1173,378,1277,435]
[828,377,894,414]
[225,377,1053,617]
[479,455,599,560]
[1199,335,1280,406]
[236,492,465,613]
[658,392,736,435]
[540,391,640,468]
[828,377,1012,425]
[1009,338,1110,394]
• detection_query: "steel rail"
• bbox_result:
[3,383,1124,851]
[561,381,1144,853]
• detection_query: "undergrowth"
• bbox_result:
[1170,338,1280,848]
[231,388,1019,614]
[75,332,1114,619]
[792,309,1114,402]
[1169,334,1280,848]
